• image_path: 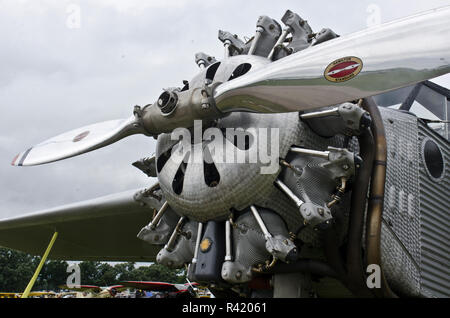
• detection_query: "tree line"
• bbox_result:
[0,247,186,292]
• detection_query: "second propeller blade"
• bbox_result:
[213,7,450,113]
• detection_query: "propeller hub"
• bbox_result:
[157,89,179,115]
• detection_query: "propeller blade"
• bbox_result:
[214,6,450,113]
[11,116,146,166]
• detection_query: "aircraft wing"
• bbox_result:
[0,188,162,262]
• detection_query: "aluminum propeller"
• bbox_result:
[11,115,150,166]
[12,6,450,167]
[213,6,450,113]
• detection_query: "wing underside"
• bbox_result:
[0,189,161,262]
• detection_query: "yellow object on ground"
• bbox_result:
[21,232,58,298]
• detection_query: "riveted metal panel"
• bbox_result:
[418,122,450,298]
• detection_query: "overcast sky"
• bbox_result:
[1,0,449,219]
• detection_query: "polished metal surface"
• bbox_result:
[214,7,450,113]
[300,107,339,119]
[12,8,450,167]
[290,147,330,159]
[12,116,144,166]
[140,55,270,135]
